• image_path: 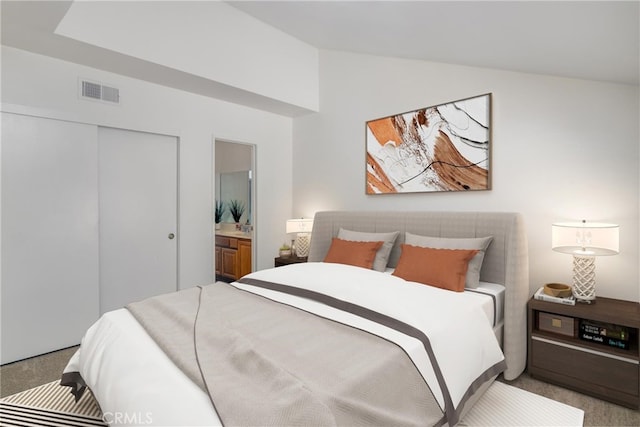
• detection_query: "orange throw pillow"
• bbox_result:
[324,238,384,269]
[392,244,479,292]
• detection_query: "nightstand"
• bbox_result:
[527,296,640,409]
[274,256,307,267]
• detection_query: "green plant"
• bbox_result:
[215,200,225,223]
[228,199,245,223]
[279,243,291,250]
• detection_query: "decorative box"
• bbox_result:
[538,312,575,337]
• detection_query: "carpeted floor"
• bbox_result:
[1,346,79,399]
[1,347,639,426]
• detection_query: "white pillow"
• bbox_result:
[337,228,399,272]
[404,233,493,288]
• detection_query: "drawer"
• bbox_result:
[538,312,575,337]
[215,236,229,247]
[531,338,639,396]
[215,236,238,249]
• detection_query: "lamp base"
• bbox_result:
[572,254,596,302]
[295,233,311,258]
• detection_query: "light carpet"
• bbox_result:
[1,379,583,426]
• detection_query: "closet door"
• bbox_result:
[98,128,178,313]
[1,113,99,364]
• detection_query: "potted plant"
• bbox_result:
[215,200,225,229]
[279,243,292,257]
[228,199,245,224]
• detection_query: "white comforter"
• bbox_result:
[64,262,504,426]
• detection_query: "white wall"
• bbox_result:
[56,1,319,112]
[293,50,640,302]
[1,46,293,287]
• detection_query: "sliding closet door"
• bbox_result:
[1,113,99,364]
[98,128,178,313]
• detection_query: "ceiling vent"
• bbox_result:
[79,79,120,104]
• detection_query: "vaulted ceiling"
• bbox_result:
[2,1,638,117]
[231,1,639,86]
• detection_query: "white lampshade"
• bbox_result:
[552,221,619,256]
[286,218,314,234]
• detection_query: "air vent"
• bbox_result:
[79,79,120,104]
[82,81,102,100]
[101,85,120,103]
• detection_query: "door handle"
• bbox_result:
[168,233,175,240]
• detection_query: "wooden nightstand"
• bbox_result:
[274,256,307,267]
[528,296,640,409]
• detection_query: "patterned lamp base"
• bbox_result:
[295,233,311,258]
[572,254,596,302]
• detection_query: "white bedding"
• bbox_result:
[472,282,505,327]
[66,308,220,426]
[467,282,505,346]
[64,263,505,426]
[385,267,505,339]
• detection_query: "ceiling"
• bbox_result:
[1,1,638,117]
[230,1,639,86]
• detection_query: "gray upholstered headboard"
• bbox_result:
[308,211,529,380]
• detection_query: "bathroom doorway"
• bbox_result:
[214,140,256,281]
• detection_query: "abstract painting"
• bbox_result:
[366,93,491,194]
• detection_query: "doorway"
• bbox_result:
[214,140,256,280]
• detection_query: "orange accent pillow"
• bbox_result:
[392,244,479,292]
[323,238,384,269]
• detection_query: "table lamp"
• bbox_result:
[551,220,619,303]
[286,218,314,258]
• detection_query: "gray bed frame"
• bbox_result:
[308,211,529,380]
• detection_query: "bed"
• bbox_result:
[62,211,529,426]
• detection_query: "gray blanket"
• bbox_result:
[127,282,446,426]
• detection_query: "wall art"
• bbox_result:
[366,93,491,194]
